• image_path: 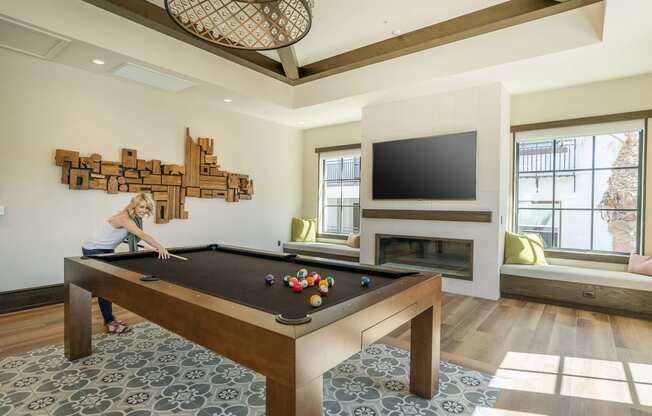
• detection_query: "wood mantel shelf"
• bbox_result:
[362,209,492,223]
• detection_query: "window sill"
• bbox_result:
[544,249,629,265]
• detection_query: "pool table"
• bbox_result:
[64,244,442,416]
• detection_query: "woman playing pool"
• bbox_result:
[82,193,170,334]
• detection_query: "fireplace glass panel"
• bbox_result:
[376,235,473,281]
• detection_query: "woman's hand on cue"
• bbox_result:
[158,247,171,259]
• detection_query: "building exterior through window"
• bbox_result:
[319,151,361,235]
[515,126,644,254]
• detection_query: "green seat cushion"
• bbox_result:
[504,231,548,265]
[291,217,317,242]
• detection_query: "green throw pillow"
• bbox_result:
[504,231,548,265]
[291,217,316,242]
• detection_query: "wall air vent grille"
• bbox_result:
[0,15,70,60]
[112,62,195,92]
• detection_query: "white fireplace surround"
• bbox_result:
[359,84,511,300]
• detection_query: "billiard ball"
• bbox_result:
[313,274,321,285]
[293,283,304,293]
[308,271,317,277]
[326,276,335,287]
[301,279,308,289]
[309,294,322,307]
[289,277,299,287]
[361,276,371,288]
[307,276,316,286]
[297,268,308,279]
[283,275,292,286]
[318,285,328,296]
[319,279,329,288]
[265,274,275,285]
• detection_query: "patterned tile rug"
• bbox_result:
[0,322,498,416]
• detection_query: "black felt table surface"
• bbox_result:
[99,249,405,320]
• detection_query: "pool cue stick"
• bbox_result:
[141,241,188,261]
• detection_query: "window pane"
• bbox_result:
[342,157,360,180]
[518,140,555,173]
[518,174,553,209]
[556,136,593,170]
[323,159,341,180]
[554,171,592,209]
[595,132,640,168]
[517,209,557,248]
[341,206,360,234]
[341,180,359,205]
[557,210,591,250]
[324,181,342,205]
[593,210,638,253]
[594,168,638,210]
[515,130,641,255]
[322,206,340,234]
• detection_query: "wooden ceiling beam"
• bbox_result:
[81,0,601,86]
[277,46,300,80]
[80,0,290,84]
[296,0,602,84]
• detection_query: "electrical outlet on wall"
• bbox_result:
[0,206,5,216]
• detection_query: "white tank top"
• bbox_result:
[82,222,129,250]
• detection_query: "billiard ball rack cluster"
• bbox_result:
[54,127,254,224]
[267,267,372,310]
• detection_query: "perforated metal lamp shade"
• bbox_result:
[165,0,313,50]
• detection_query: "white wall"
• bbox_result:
[360,84,511,300]
[0,49,303,292]
[512,73,652,125]
[301,122,361,218]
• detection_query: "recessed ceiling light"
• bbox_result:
[223,98,233,103]
[91,58,105,65]
[298,121,305,125]
[391,29,402,36]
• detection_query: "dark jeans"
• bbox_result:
[81,247,116,324]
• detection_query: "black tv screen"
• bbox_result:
[372,132,477,200]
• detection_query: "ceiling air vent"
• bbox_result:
[112,63,194,92]
[0,15,70,59]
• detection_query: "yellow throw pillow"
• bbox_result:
[291,217,316,242]
[504,231,548,265]
[525,233,548,265]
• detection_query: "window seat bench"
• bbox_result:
[282,241,360,262]
[501,263,652,319]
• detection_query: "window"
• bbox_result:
[515,125,644,254]
[319,152,361,235]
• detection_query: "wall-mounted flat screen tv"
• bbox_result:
[372,131,477,200]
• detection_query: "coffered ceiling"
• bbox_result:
[85,0,601,84]
[146,0,511,66]
[2,0,651,129]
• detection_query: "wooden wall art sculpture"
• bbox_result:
[55,128,254,224]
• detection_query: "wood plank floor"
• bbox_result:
[1,294,651,415]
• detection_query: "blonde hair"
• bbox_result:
[124,193,154,219]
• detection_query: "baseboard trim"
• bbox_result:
[501,292,652,321]
[0,284,64,314]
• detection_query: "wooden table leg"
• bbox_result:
[410,304,441,398]
[266,375,323,416]
[64,282,92,360]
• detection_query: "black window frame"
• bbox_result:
[319,154,361,236]
[514,130,645,255]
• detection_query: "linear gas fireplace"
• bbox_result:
[376,234,473,281]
